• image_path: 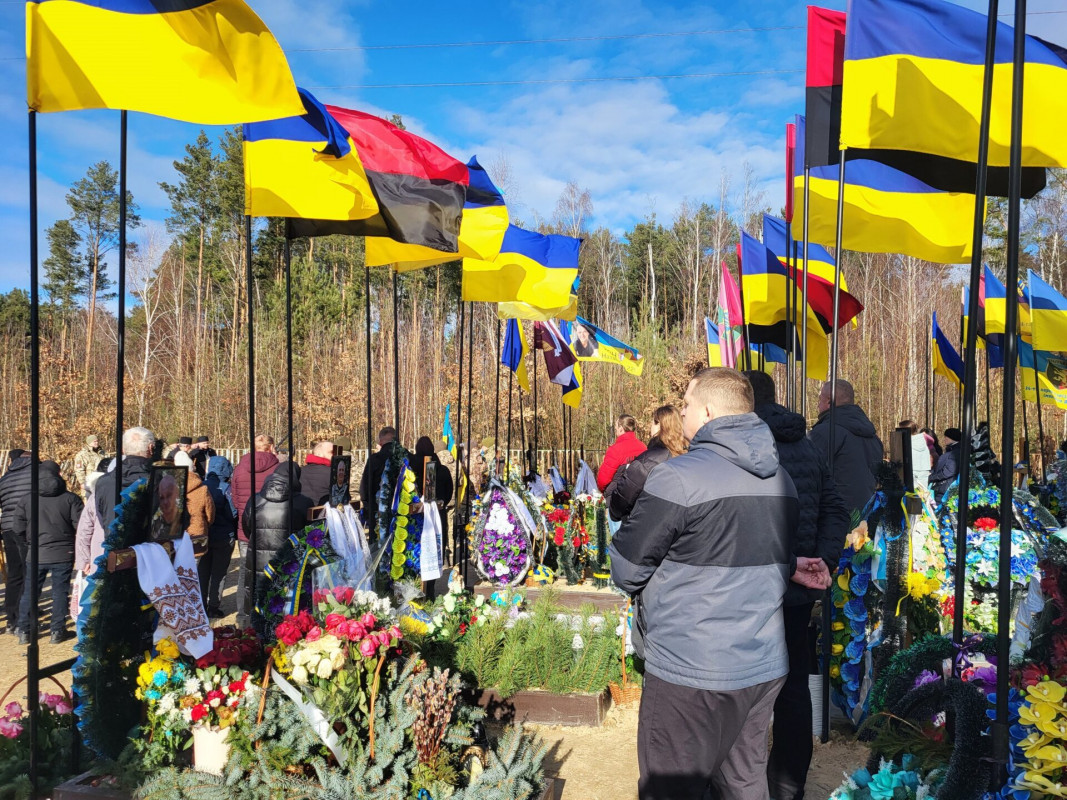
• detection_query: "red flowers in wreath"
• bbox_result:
[973,516,998,532]
[275,610,316,647]
[553,527,565,546]
[195,626,262,670]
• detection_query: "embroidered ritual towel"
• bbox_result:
[131,533,213,658]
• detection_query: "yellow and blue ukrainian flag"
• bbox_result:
[932,312,965,391]
[498,278,579,322]
[243,88,379,221]
[27,0,303,123]
[1029,270,1067,354]
[570,317,644,377]
[463,225,580,308]
[501,318,531,392]
[703,319,776,375]
[840,0,1067,171]
[1020,341,1067,410]
[556,320,584,409]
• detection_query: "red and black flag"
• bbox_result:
[805,4,1044,196]
[287,106,469,249]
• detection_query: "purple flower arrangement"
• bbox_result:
[474,487,531,587]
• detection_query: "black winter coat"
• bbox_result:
[0,455,32,537]
[808,404,884,514]
[607,438,673,522]
[931,442,961,503]
[205,475,237,546]
[11,464,83,563]
[756,403,851,605]
[94,455,153,535]
[301,462,331,507]
[359,441,396,535]
[241,464,314,566]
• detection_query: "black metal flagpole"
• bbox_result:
[785,226,796,410]
[392,269,400,439]
[801,166,812,420]
[821,147,848,745]
[925,331,931,428]
[995,0,1027,766]
[284,227,294,534]
[953,0,1000,649]
[26,107,41,795]
[506,359,514,482]
[116,111,127,511]
[245,214,257,623]
[365,265,372,457]
[453,297,465,563]
[1032,331,1047,478]
[463,303,475,581]
[533,331,539,475]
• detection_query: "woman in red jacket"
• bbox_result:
[597,414,647,494]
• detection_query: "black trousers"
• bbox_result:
[197,539,233,615]
[638,672,784,800]
[19,562,73,636]
[767,602,815,800]
[2,531,26,631]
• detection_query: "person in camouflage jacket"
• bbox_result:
[73,435,104,496]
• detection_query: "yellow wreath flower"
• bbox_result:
[1028,680,1067,705]
[1021,701,1062,728]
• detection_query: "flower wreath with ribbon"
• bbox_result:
[831,510,877,726]
[387,460,424,583]
[471,481,532,587]
[255,523,340,641]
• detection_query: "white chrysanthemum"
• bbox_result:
[157,693,176,714]
[183,678,201,695]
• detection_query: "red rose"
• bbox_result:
[275,621,301,647]
[294,611,315,633]
[196,655,212,669]
[190,704,209,722]
[554,528,564,546]
[324,613,346,632]
[305,626,323,643]
[228,679,246,694]
[572,536,580,548]
[459,623,467,635]
[336,586,354,604]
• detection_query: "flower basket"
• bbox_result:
[608,602,641,706]
[192,725,230,775]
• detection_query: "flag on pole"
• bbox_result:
[442,404,457,459]
[566,317,644,376]
[26,0,303,123]
[463,225,580,308]
[533,321,576,387]
[840,0,1066,182]
[365,157,510,269]
[804,6,847,170]
[243,88,379,221]
[717,261,744,368]
[1020,341,1067,409]
[501,318,531,392]
[1028,270,1067,354]
[288,106,469,252]
[790,115,976,265]
[932,312,965,390]
[704,319,775,375]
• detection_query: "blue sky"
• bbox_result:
[0,0,1064,296]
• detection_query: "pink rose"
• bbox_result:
[304,626,322,643]
[376,631,391,648]
[55,699,73,715]
[0,719,22,739]
[4,701,22,720]
[360,613,376,628]
[388,625,402,643]
[324,613,346,632]
[346,622,366,641]
[358,637,377,658]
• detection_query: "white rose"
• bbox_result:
[316,659,334,680]
[443,595,457,613]
[291,665,309,684]
[474,594,485,608]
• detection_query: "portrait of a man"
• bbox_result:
[148,466,187,542]
[330,455,352,508]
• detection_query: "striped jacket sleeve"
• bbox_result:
[609,463,687,595]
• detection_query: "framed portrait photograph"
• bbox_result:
[423,460,436,505]
[329,454,352,508]
[571,323,599,358]
[148,464,188,543]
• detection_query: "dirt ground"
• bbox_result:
[0,570,869,799]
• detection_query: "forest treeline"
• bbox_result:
[5,126,1067,467]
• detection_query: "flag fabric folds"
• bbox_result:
[243,88,379,221]
[501,318,531,393]
[763,214,851,292]
[533,321,577,387]
[27,0,303,124]
[791,115,976,265]
[1029,270,1067,354]
[557,321,584,408]
[365,157,509,269]
[442,404,457,459]
[717,261,744,368]
[704,319,775,375]
[463,225,580,308]
[841,0,1067,177]
[932,312,964,391]
[567,317,644,376]
[1020,341,1067,410]
[984,266,1007,336]
[288,106,469,252]
[805,6,846,169]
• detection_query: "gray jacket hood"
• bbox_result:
[690,413,780,479]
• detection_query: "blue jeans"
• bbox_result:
[19,562,73,635]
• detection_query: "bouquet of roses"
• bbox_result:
[181,669,252,731]
[195,625,262,670]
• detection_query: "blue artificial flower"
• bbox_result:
[849,573,870,596]
[845,639,866,660]
[844,598,868,622]
[153,671,168,687]
[850,768,872,789]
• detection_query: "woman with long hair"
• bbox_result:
[607,405,688,522]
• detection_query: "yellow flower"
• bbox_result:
[832,622,845,631]
[1028,680,1067,705]
[1038,716,1067,740]
[1017,772,1067,796]
[1034,745,1067,765]
[837,574,850,591]
[1020,701,1061,727]
[831,644,844,655]
[846,521,869,550]
[390,565,403,580]
[156,638,179,660]
[1022,731,1052,758]
[830,665,840,679]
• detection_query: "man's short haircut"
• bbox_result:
[820,379,856,405]
[378,427,397,442]
[312,440,334,458]
[742,370,777,408]
[616,415,637,433]
[689,368,754,417]
[254,434,275,451]
[122,426,156,456]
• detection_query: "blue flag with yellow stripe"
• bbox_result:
[501,319,531,392]
[462,225,580,308]
[932,312,965,391]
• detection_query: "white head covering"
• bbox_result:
[173,451,193,469]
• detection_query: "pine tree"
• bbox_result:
[43,219,86,353]
[65,160,139,375]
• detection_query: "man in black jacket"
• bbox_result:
[931,428,963,503]
[0,450,31,635]
[12,461,83,644]
[301,440,334,507]
[808,379,884,514]
[745,371,850,800]
[94,427,156,534]
[359,427,397,539]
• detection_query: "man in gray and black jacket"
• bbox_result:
[610,368,831,800]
